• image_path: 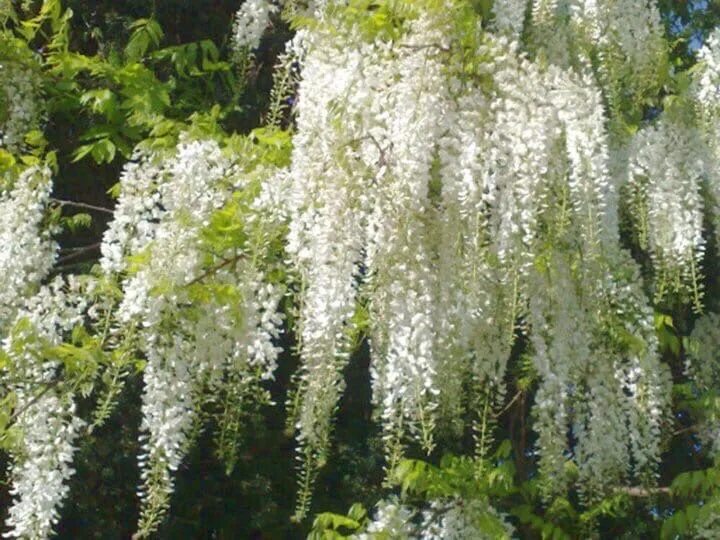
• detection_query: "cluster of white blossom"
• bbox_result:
[694,29,720,254]
[355,497,514,539]
[5,395,83,539]
[365,14,453,459]
[473,40,557,270]
[117,139,224,484]
[591,274,665,495]
[0,165,58,330]
[357,497,415,539]
[549,67,617,250]
[432,39,553,438]
[527,255,588,494]
[525,0,667,110]
[526,0,573,65]
[285,25,374,481]
[570,0,665,68]
[0,57,42,152]
[696,28,720,108]
[3,276,91,539]
[231,0,278,56]
[418,499,515,540]
[99,151,166,275]
[287,8,458,482]
[492,0,528,38]
[285,0,670,508]
[626,119,708,302]
[527,248,668,499]
[104,136,284,528]
[115,138,229,324]
[686,312,720,456]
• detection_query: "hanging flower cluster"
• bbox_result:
[696,28,720,110]
[685,311,720,456]
[356,496,515,540]
[568,0,666,70]
[2,276,91,539]
[285,0,670,514]
[625,118,708,305]
[101,133,286,533]
[113,139,234,527]
[694,28,720,251]
[0,33,43,153]
[230,0,278,56]
[492,0,527,37]
[286,8,463,506]
[0,29,71,536]
[0,164,58,330]
[508,0,668,119]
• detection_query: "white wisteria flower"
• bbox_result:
[0,165,58,330]
[231,0,278,56]
[3,276,90,539]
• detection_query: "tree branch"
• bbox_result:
[493,389,523,419]
[185,254,244,287]
[56,242,101,264]
[52,198,114,215]
[618,486,671,497]
[672,425,698,437]
[8,379,60,426]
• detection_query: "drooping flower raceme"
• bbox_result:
[693,28,720,252]
[99,150,167,275]
[696,28,720,109]
[0,165,58,330]
[363,13,453,464]
[569,0,666,70]
[0,34,42,153]
[492,0,528,37]
[231,0,278,56]
[355,496,515,540]
[528,0,667,112]
[685,312,720,456]
[285,23,376,504]
[626,119,707,304]
[112,138,235,522]
[104,135,285,533]
[2,277,90,539]
[286,0,670,512]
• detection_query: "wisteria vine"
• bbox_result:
[3,0,720,538]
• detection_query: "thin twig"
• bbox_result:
[493,389,523,419]
[618,486,671,497]
[8,379,60,425]
[672,425,697,437]
[56,242,101,264]
[185,254,244,287]
[60,243,102,253]
[396,43,450,52]
[52,198,114,215]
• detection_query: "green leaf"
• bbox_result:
[24,129,46,148]
[125,18,164,61]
